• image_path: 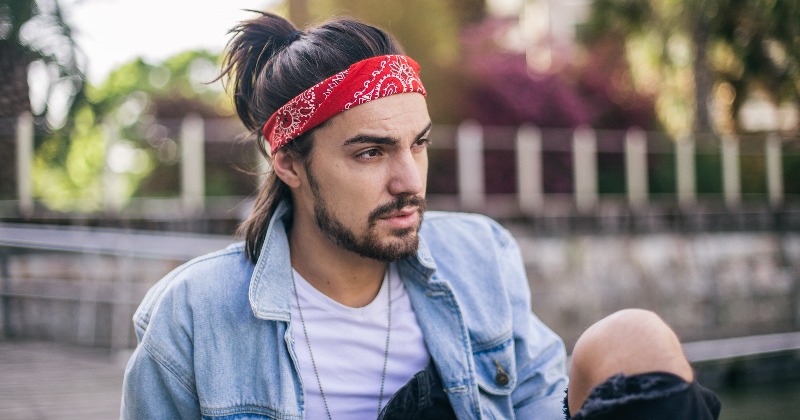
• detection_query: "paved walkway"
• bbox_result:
[0,340,129,420]
[2,333,799,419]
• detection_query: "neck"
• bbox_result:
[289,214,387,308]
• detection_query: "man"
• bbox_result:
[121,12,720,419]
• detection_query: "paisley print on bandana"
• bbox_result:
[263,55,426,155]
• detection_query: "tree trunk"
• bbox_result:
[0,40,32,200]
[691,19,713,135]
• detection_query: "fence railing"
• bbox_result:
[0,223,232,348]
[5,113,799,219]
[437,122,798,213]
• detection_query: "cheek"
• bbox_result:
[418,155,429,190]
[323,170,384,214]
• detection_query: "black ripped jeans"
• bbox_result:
[378,363,721,419]
[378,361,457,420]
[565,372,721,420]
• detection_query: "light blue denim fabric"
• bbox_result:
[121,200,568,419]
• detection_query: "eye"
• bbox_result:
[355,148,382,160]
[413,138,431,149]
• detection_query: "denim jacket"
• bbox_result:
[121,200,568,419]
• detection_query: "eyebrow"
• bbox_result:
[342,121,433,147]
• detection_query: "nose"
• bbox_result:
[388,149,426,197]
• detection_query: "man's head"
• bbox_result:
[220,13,430,263]
[282,93,430,262]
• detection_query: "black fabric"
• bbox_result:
[564,372,721,420]
[378,360,457,420]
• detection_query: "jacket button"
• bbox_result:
[496,371,509,386]
[494,360,510,386]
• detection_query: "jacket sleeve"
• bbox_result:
[120,276,201,420]
[499,231,569,419]
[121,342,201,420]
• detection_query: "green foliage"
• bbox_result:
[712,0,800,119]
[582,0,800,135]
[0,0,87,199]
[33,50,231,211]
[88,50,226,117]
[33,107,103,211]
[2,0,86,128]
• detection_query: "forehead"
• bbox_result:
[314,93,430,143]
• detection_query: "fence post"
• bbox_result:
[16,112,34,216]
[516,125,543,214]
[625,127,648,209]
[181,114,205,215]
[676,134,696,208]
[457,120,484,211]
[573,126,597,212]
[766,133,783,207]
[721,135,741,208]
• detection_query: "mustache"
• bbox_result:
[368,195,427,225]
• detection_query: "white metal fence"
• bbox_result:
[5,113,800,219]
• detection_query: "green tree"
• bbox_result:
[582,0,800,135]
[0,0,85,199]
[33,50,232,211]
[713,0,800,132]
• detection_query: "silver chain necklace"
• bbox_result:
[291,268,392,420]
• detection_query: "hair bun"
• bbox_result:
[286,30,303,44]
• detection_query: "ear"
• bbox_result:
[272,149,304,189]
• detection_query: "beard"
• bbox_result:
[306,167,426,262]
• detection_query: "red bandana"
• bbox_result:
[262,54,426,155]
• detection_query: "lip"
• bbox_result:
[379,207,420,229]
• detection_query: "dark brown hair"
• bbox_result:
[219,12,404,263]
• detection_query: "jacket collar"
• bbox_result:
[248,199,437,321]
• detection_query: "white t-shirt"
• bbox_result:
[290,263,430,419]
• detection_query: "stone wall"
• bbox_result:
[2,230,799,350]
[0,251,181,348]
[511,228,800,349]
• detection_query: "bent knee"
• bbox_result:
[598,308,668,339]
[572,309,669,355]
[571,309,693,384]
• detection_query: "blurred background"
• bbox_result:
[1,0,799,418]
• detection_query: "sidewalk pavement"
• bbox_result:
[0,340,130,420]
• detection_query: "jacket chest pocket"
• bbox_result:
[200,404,298,420]
[473,338,517,419]
[202,414,277,420]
